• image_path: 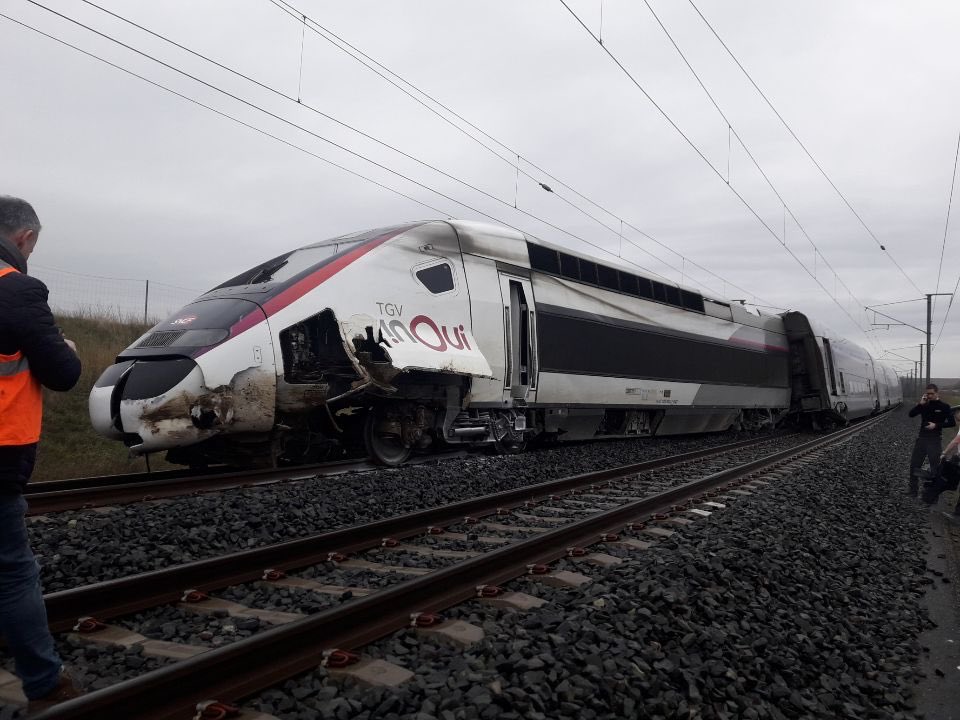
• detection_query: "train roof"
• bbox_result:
[445,220,783,329]
[448,219,697,293]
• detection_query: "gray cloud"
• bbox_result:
[4,0,960,376]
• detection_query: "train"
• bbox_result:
[89,220,902,467]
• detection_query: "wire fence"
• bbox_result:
[30,264,202,323]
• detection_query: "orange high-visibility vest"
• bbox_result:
[0,264,43,445]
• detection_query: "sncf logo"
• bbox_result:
[379,315,472,352]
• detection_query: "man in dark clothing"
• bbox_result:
[0,195,84,711]
[907,383,955,496]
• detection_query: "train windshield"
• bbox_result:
[214,245,340,289]
[209,223,424,293]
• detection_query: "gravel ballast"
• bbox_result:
[28,431,794,593]
[235,409,947,719]
[4,411,953,719]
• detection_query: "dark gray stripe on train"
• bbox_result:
[535,303,786,353]
[536,311,790,388]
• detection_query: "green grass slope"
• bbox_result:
[33,313,174,481]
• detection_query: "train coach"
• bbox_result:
[89,220,901,466]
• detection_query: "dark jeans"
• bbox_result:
[910,436,942,481]
[0,494,62,699]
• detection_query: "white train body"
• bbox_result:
[89,220,901,466]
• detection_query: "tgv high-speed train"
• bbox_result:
[89,220,901,466]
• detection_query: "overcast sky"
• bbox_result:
[4,0,960,379]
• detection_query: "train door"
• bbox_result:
[498,273,537,404]
[822,338,838,395]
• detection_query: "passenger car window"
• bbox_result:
[415,262,455,294]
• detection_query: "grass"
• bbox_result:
[33,312,176,481]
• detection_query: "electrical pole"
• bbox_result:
[919,344,924,395]
[926,294,932,387]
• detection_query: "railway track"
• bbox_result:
[19,418,884,719]
[23,452,466,515]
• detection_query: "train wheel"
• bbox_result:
[364,408,412,466]
[492,410,527,454]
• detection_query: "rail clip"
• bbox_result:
[426,526,446,535]
[566,546,588,557]
[72,616,106,633]
[527,563,550,575]
[599,533,620,542]
[476,584,503,598]
[463,516,479,524]
[410,612,445,628]
[327,552,348,563]
[626,522,646,531]
[181,589,210,603]
[262,568,287,581]
[381,537,400,548]
[193,701,240,720]
[321,648,361,668]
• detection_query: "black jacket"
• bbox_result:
[0,236,81,493]
[908,399,955,438]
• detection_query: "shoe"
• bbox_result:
[27,669,84,715]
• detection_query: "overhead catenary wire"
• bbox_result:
[61,0,711,290]
[638,0,886,353]
[934,141,960,348]
[685,0,924,297]
[7,3,708,296]
[558,0,882,355]
[0,12,452,220]
[933,127,960,325]
[266,0,767,304]
[20,1,692,289]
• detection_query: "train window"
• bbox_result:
[618,272,639,296]
[559,252,579,280]
[527,243,560,274]
[839,372,846,394]
[652,282,667,303]
[665,285,682,307]
[597,264,619,291]
[415,262,455,294]
[636,276,654,299]
[579,260,598,285]
[681,290,704,312]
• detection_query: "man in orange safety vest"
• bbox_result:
[0,195,83,711]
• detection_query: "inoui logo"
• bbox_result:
[170,315,197,326]
[378,314,472,352]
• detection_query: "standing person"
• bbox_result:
[907,383,955,496]
[0,196,83,711]
[938,406,960,517]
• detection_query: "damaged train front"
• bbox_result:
[88,298,277,466]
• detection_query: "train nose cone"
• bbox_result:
[117,358,207,453]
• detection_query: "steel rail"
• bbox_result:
[24,453,463,515]
[35,416,885,719]
[41,435,773,631]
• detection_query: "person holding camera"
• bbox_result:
[0,196,83,711]
[907,383,955,496]
[936,406,960,517]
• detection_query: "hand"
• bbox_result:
[926,421,937,430]
[63,338,77,353]
[920,395,929,405]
